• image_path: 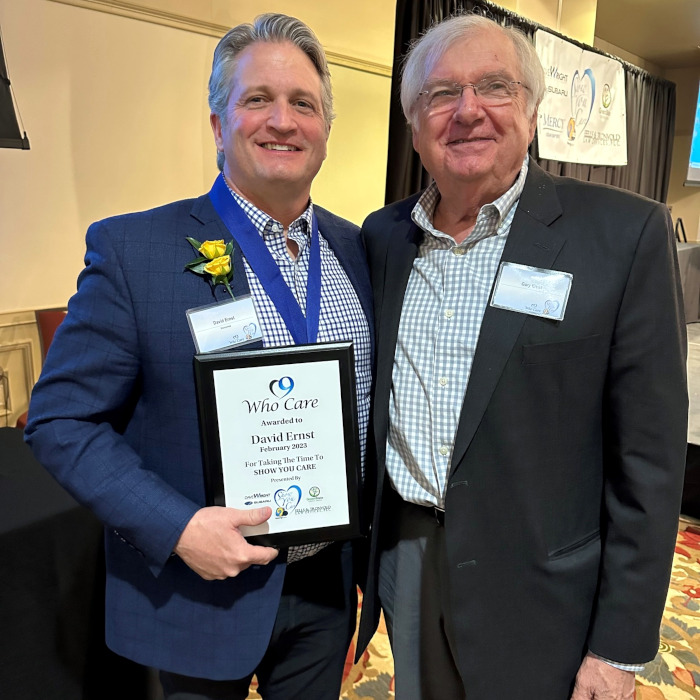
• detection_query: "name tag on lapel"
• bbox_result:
[187,296,263,353]
[490,262,572,321]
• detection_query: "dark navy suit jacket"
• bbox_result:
[25,192,373,680]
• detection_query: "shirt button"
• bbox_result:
[453,247,466,256]
[445,309,454,319]
[439,445,449,456]
[439,377,448,387]
[271,223,282,233]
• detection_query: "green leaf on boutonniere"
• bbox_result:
[184,237,235,300]
[185,260,209,273]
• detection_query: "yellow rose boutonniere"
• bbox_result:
[198,239,227,259]
[184,237,235,299]
[203,255,231,277]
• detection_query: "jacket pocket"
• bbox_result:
[548,529,601,559]
[522,334,604,365]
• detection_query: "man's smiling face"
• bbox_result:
[211,40,329,210]
[411,26,536,202]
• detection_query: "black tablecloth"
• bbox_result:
[0,427,151,699]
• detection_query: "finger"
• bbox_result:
[230,506,273,527]
[247,544,280,565]
[224,543,278,576]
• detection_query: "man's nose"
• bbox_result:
[267,100,295,131]
[453,86,485,121]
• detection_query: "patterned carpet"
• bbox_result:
[245,523,700,699]
[636,524,700,698]
[340,607,395,700]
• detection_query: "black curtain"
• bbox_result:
[0,28,29,150]
[386,0,675,204]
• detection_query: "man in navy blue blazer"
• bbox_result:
[25,13,373,700]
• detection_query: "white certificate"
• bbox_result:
[193,342,361,546]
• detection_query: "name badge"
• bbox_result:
[187,296,263,353]
[490,262,572,321]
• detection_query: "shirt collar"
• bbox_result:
[411,155,530,236]
[223,179,314,240]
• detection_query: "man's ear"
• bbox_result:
[411,124,420,154]
[211,112,224,150]
[322,122,331,161]
[528,102,539,142]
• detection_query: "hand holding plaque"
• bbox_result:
[174,505,279,579]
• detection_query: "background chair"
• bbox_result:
[15,308,67,430]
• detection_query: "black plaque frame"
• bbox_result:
[193,341,361,547]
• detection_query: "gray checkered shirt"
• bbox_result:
[228,188,371,563]
[385,158,528,509]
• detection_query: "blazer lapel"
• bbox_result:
[450,163,564,474]
[189,193,252,301]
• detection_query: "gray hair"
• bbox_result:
[209,13,334,171]
[400,13,545,126]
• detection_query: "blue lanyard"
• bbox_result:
[208,174,321,345]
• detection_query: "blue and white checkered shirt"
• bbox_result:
[384,159,644,673]
[229,188,371,562]
[385,158,528,508]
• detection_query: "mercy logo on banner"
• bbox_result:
[535,30,627,166]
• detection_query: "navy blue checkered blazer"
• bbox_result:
[25,192,373,679]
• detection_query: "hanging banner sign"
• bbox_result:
[535,29,627,166]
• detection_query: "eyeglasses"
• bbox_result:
[417,78,528,112]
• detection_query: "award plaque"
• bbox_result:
[193,341,361,547]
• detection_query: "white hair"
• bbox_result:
[400,13,545,125]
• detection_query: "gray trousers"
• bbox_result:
[378,494,467,700]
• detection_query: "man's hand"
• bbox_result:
[570,653,635,699]
[173,506,278,580]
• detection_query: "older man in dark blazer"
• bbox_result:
[357,14,687,700]
[26,13,373,700]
